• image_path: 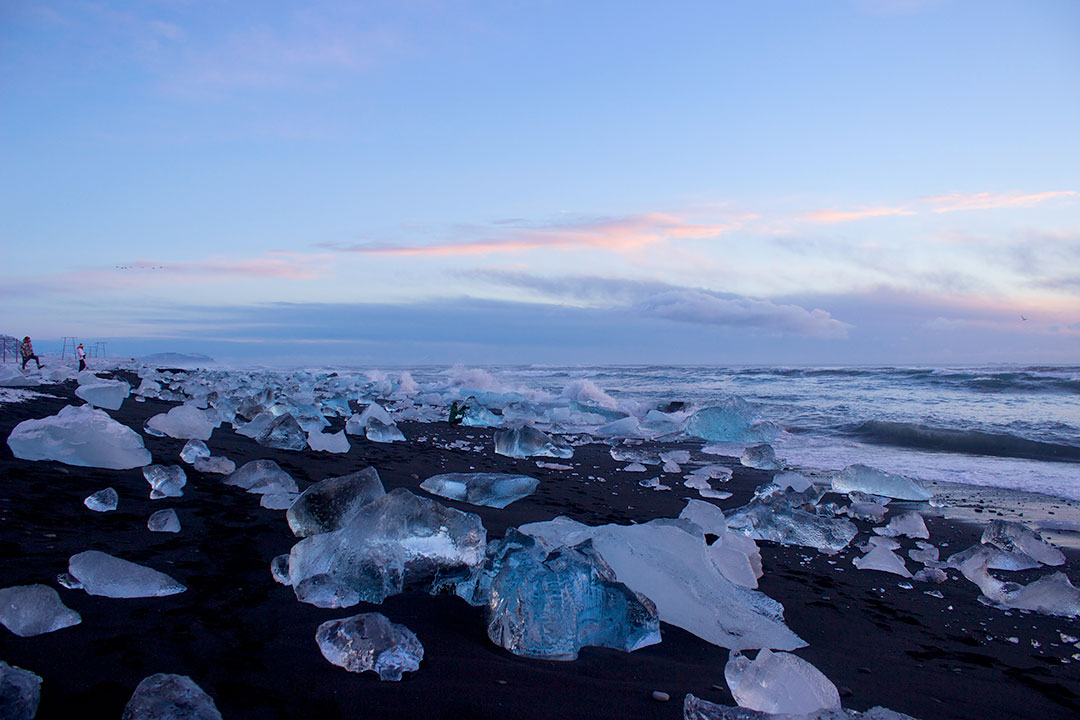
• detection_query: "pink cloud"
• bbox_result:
[325,213,734,257]
[923,190,1078,213]
[798,206,916,224]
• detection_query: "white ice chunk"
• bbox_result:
[74,378,130,410]
[122,674,222,720]
[873,511,929,539]
[84,487,118,512]
[741,444,780,470]
[724,648,841,715]
[961,561,1080,618]
[365,418,406,443]
[660,449,691,465]
[142,465,186,499]
[316,613,423,681]
[8,404,151,469]
[773,471,812,492]
[833,464,931,501]
[854,544,912,578]
[287,467,385,537]
[421,472,538,509]
[148,509,181,533]
[307,429,350,453]
[494,426,572,459]
[225,459,298,495]
[679,499,728,535]
[0,366,40,388]
[179,439,210,464]
[146,404,215,440]
[68,550,186,598]
[981,520,1065,567]
[0,584,81,637]
[0,661,41,720]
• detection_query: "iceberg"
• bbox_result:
[148,509,181,533]
[420,472,539,509]
[520,516,804,651]
[832,464,931,501]
[75,378,130,410]
[287,467,386,537]
[316,613,424,681]
[142,465,186,499]
[179,439,210,464]
[685,397,780,442]
[307,430,350,453]
[225,459,299,496]
[0,584,81,637]
[256,413,308,451]
[85,487,119,512]
[146,405,215,441]
[122,674,222,720]
[873,511,929,540]
[981,520,1065,567]
[68,550,186,598]
[0,661,41,720]
[494,426,573,459]
[725,649,841,715]
[741,444,780,470]
[287,489,486,605]
[7,404,151,469]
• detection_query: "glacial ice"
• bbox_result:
[853,543,912,578]
[519,516,805,651]
[724,649,841,715]
[122,673,222,720]
[0,366,40,388]
[235,411,275,439]
[287,489,486,605]
[476,531,661,660]
[773,471,813,493]
[945,543,1041,572]
[307,430,350,453]
[908,541,939,565]
[69,550,186,598]
[679,499,728,535]
[148,509,181,533]
[84,487,119,512]
[346,404,406,442]
[256,413,308,450]
[225,459,299,496]
[193,456,235,474]
[179,439,210,464]
[421,472,539,509]
[365,418,407,443]
[725,500,857,555]
[142,465,186,499]
[981,520,1065,567]
[316,613,424,680]
[960,561,1080,617]
[146,404,216,440]
[873,511,929,540]
[683,694,921,720]
[287,467,386,537]
[75,378,130,410]
[293,574,360,608]
[0,661,41,720]
[741,444,780,470]
[8,404,151,469]
[913,568,947,584]
[0,584,81,637]
[494,425,573,459]
[832,464,931,501]
[685,397,780,442]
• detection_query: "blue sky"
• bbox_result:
[2,0,1078,365]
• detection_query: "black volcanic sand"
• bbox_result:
[2,375,1079,720]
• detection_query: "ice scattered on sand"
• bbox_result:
[741,444,780,470]
[0,661,42,720]
[683,693,922,720]
[287,467,385,537]
[75,377,130,410]
[853,541,912,578]
[873,511,929,540]
[146,404,216,440]
[142,465,187,499]
[316,613,424,681]
[945,543,1041,572]
[8,404,151,469]
[959,560,1080,617]
[832,464,931,501]
[724,648,841,715]
[913,568,948,584]
[726,491,857,555]
[0,366,41,388]
[365,418,407,443]
[0,584,81,637]
[148,509,181,533]
[122,673,222,720]
[193,456,235,474]
[84,487,119,512]
[346,404,406,443]
[494,425,573,459]
[68,550,186,598]
[256,414,307,450]
[179,439,210,464]
[981,520,1065,567]
[307,429,350,453]
[908,541,939,565]
[225,459,299,496]
[536,461,573,470]
[421,472,539,509]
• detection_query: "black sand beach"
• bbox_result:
[2,375,1079,720]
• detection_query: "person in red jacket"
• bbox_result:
[20,336,42,370]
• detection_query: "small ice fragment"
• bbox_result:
[256,413,308,450]
[981,520,1065,567]
[873,511,929,539]
[853,545,912,578]
[270,555,291,585]
[622,462,647,472]
[832,464,931,501]
[740,444,780,470]
[260,492,297,510]
[421,472,538,509]
[56,573,82,590]
[225,459,299,496]
[148,509,180,533]
[68,550,185,598]
[0,584,81,637]
[307,429,350,453]
[724,649,841,715]
[365,418,407,443]
[146,404,215,440]
[193,456,235,474]
[0,661,42,720]
[179,439,210,464]
[85,487,118,512]
[122,673,222,720]
[316,613,424,681]
[142,465,186,499]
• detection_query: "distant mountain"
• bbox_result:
[137,352,216,368]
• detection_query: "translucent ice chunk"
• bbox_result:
[294,574,360,608]
[945,544,1041,572]
[256,413,308,450]
[724,648,841,715]
[773,471,812,492]
[853,544,912,578]
[235,411,275,439]
[981,520,1065,567]
[122,674,222,720]
[75,378,130,410]
[307,430,350,453]
[146,404,215,440]
[69,550,185,598]
[0,584,81,637]
[726,503,857,555]
[961,561,1080,617]
[908,542,939,565]
[8,404,151,469]
[193,456,235,474]
[142,465,187,499]
[682,694,921,720]
[287,467,386,537]
[685,397,780,442]
[0,661,41,720]
[179,439,210,464]
[832,464,931,501]
[225,459,299,496]
[741,444,780,470]
[679,499,728,535]
[85,487,119,512]
[873,511,929,539]
[494,426,573,459]
[316,613,423,681]
[0,366,40,388]
[421,472,539,509]
[148,509,181,533]
[287,489,486,605]
[913,568,947,584]
[365,418,406,443]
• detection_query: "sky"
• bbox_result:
[2,0,1078,366]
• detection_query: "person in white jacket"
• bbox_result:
[76,343,87,371]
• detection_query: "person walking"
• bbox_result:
[20,336,42,370]
[76,343,87,371]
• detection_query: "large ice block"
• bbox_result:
[420,472,539,509]
[725,502,857,555]
[146,404,215,441]
[122,673,222,720]
[287,467,385,537]
[685,397,780,442]
[832,464,931,501]
[0,584,81,637]
[725,649,841,715]
[68,550,186,598]
[8,404,151,469]
[960,561,1080,617]
[256,413,308,450]
[316,613,424,680]
[0,661,41,720]
[75,378,130,410]
[981,520,1065,567]
[225,459,299,495]
[494,426,573,459]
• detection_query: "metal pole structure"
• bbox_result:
[97,342,108,358]
[61,336,77,359]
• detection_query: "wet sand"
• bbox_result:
[2,374,1079,719]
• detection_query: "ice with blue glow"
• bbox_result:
[0,661,42,720]
[75,377,130,410]
[256,413,308,450]
[0,584,81,637]
[421,472,539,509]
[7,404,151,469]
[316,612,424,680]
[494,425,573,459]
[68,551,186,598]
[146,404,216,441]
[832,464,931,501]
[725,488,857,555]
[287,467,386,537]
[684,397,780,443]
